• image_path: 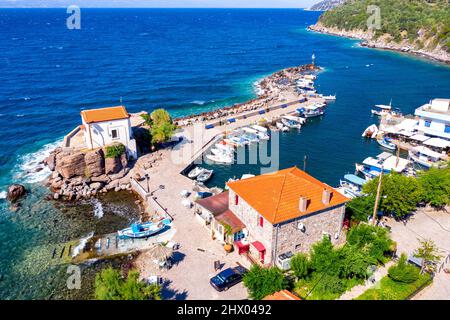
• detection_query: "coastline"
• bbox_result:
[308,23,450,65]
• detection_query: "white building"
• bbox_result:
[415,99,450,141]
[80,105,138,159]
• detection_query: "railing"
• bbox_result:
[63,126,81,148]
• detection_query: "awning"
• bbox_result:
[423,137,450,149]
[251,241,266,252]
[409,134,430,142]
[343,174,366,186]
[413,146,444,159]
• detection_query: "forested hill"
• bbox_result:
[316,0,450,53]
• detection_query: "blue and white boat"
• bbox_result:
[377,137,396,151]
[118,219,169,239]
[355,152,411,180]
[339,174,367,199]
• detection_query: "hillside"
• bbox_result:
[309,0,450,63]
[309,0,347,11]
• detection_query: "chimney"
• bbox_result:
[299,196,308,212]
[322,189,333,205]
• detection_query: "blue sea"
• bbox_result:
[0,8,449,299]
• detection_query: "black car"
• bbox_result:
[210,266,248,292]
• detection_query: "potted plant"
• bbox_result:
[222,224,234,253]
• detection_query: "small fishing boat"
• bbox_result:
[281,115,304,129]
[371,104,392,116]
[257,132,270,140]
[241,174,255,180]
[377,137,396,151]
[408,146,448,169]
[251,125,268,133]
[224,136,247,148]
[188,166,205,179]
[118,220,166,239]
[339,174,367,199]
[362,124,378,139]
[197,169,214,183]
[276,122,289,132]
[355,152,411,179]
[297,105,325,118]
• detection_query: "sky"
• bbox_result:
[0,0,318,8]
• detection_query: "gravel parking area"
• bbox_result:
[388,207,450,300]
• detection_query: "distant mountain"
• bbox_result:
[309,0,346,11]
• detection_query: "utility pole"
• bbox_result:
[372,166,383,226]
[303,155,308,172]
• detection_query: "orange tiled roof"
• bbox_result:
[263,290,301,300]
[226,167,349,225]
[81,106,129,124]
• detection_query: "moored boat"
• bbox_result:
[188,166,205,179]
[377,137,396,151]
[206,153,233,165]
[362,124,378,139]
[197,169,214,183]
[339,174,367,199]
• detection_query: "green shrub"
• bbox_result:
[105,143,126,158]
[347,224,393,264]
[388,254,420,284]
[290,253,310,280]
[94,267,161,300]
[242,265,288,300]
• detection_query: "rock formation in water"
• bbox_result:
[7,184,26,203]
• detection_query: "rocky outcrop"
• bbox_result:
[85,149,105,177]
[7,184,26,203]
[44,147,133,201]
[309,0,346,11]
[57,152,86,179]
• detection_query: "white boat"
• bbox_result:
[297,105,325,118]
[276,122,289,132]
[197,169,214,183]
[257,132,270,140]
[211,148,233,156]
[356,152,411,179]
[241,174,255,180]
[281,115,305,129]
[118,220,167,239]
[251,125,268,133]
[362,124,378,139]
[408,146,448,169]
[224,136,247,147]
[377,137,396,151]
[206,153,233,165]
[339,174,367,199]
[323,95,336,101]
[215,142,235,153]
[303,74,317,81]
[188,166,206,179]
[371,101,402,117]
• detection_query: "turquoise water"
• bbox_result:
[0,9,449,299]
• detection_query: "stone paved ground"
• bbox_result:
[388,207,450,300]
[133,148,250,300]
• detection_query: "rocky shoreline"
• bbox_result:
[308,23,450,65]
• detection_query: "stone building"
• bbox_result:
[224,167,350,266]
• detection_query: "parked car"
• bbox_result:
[209,266,248,292]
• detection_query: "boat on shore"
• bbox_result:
[118,220,167,239]
[362,124,378,139]
[188,166,206,179]
[197,169,214,183]
[408,146,448,169]
[377,137,396,151]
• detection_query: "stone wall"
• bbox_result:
[272,204,346,262]
[228,189,274,264]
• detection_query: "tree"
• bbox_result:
[418,167,450,207]
[242,265,288,300]
[388,254,420,283]
[290,253,310,280]
[346,195,375,223]
[94,267,161,300]
[151,108,172,126]
[338,245,374,279]
[148,109,176,145]
[363,172,422,218]
[309,236,340,276]
[346,224,393,264]
[414,239,442,273]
